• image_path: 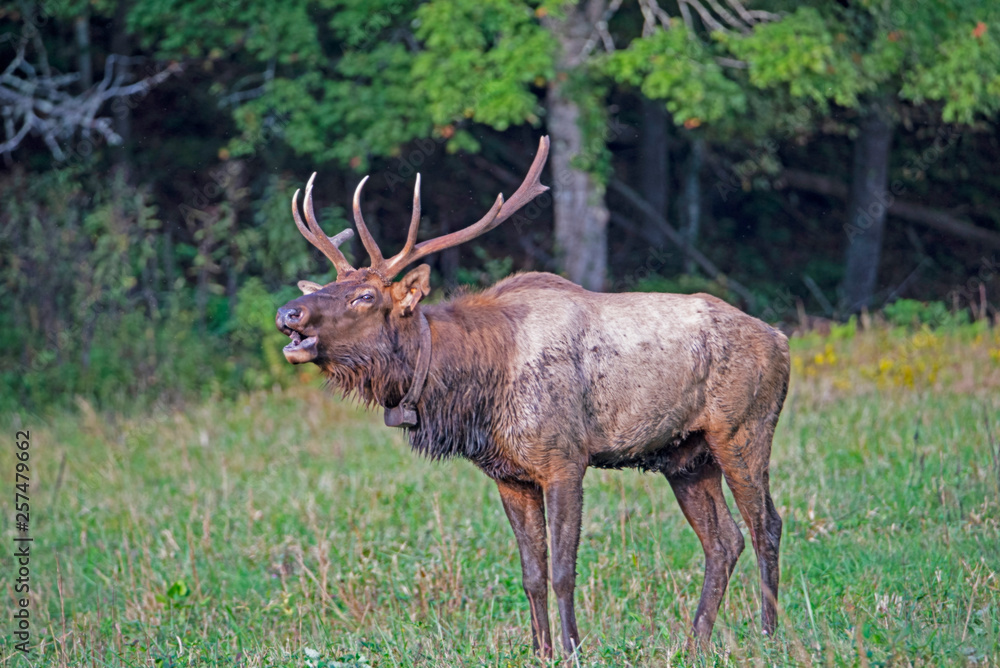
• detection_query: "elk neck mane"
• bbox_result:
[320,276,539,472]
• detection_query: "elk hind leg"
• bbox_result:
[666,446,745,642]
[712,423,782,635]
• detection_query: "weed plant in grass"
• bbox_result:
[1,325,999,666]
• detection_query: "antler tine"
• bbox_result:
[381,135,550,278]
[491,135,550,227]
[304,174,357,276]
[381,193,505,279]
[329,228,356,246]
[398,173,422,259]
[292,179,356,277]
[291,188,314,241]
[352,176,386,270]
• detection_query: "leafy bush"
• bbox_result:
[629,273,738,304]
[883,299,970,329]
[829,315,858,341]
[232,277,303,390]
[0,168,305,416]
[455,246,515,287]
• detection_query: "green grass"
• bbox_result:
[2,328,999,667]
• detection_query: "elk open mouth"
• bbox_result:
[283,329,319,364]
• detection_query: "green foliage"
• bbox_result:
[720,7,872,109]
[828,314,857,341]
[455,246,515,287]
[606,1,1000,137]
[413,0,554,131]
[232,277,302,390]
[8,329,999,665]
[218,0,555,166]
[629,273,737,303]
[128,0,323,63]
[0,168,306,414]
[883,299,971,329]
[604,25,746,127]
[902,20,1000,123]
[156,579,193,609]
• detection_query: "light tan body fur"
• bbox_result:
[442,273,789,486]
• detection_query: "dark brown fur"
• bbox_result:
[278,270,790,657]
[278,139,787,657]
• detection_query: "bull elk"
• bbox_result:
[275,136,790,656]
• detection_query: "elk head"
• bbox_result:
[276,136,550,368]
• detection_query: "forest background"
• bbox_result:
[3,0,1000,412]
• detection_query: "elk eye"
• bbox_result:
[352,293,374,306]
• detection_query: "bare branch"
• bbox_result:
[0,108,33,155]
[597,20,616,53]
[779,169,1000,251]
[679,0,779,38]
[0,33,182,161]
[724,0,759,26]
[578,0,623,59]
[747,8,781,23]
[218,60,275,109]
[680,0,730,34]
[726,0,784,30]
[704,0,751,33]
[716,56,749,68]
[677,1,695,32]
[639,0,672,36]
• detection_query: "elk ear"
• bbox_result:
[391,264,431,317]
[298,280,323,295]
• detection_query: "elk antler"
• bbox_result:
[352,175,385,270]
[293,135,550,282]
[292,173,357,278]
[362,135,551,280]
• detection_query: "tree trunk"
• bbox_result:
[74,13,92,91]
[682,136,703,274]
[779,169,1000,250]
[639,96,670,246]
[111,0,132,180]
[544,1,609,292]
[840,105,893,312]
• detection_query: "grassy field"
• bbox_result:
[2,324,1000,667]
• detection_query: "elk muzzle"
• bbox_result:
[276,305,319,364]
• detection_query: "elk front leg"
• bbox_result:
[544,471,584,655]
[496,479,552,657]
